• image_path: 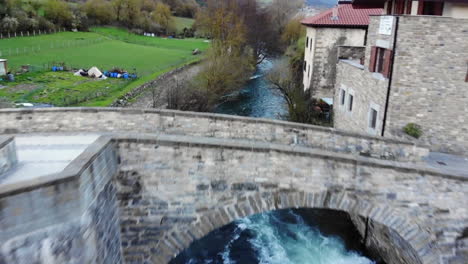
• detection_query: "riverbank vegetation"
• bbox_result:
[163,0,304,112]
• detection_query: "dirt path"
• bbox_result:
[127,63,203,109]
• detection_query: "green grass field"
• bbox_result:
[174,17,195,33]
[0,27,209,106]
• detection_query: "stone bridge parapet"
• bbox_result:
[0,108,429,161]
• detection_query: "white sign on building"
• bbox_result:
[379,16,394,35]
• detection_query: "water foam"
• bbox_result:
[242,210,375,264]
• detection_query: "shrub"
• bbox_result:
[1,16,19,33]
[404,123,423,139]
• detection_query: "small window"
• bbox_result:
[304,61,307,72]
[310,38,313,51]
[465,65,468,82]
[376,48,386,74]
[418,1,444,16]
[306,37,309,48]
[369,108,378,129]
[308,65,311,78]
[340,89,346,105]
[348,94,354,112]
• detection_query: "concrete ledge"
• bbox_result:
[0,136,112,198]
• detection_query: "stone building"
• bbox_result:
[334,0,468,154]
[301,1,382,99]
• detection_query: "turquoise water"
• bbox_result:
[214,59,289,120]
[171,210,375,264]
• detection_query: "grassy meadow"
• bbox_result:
[0,27,209,106]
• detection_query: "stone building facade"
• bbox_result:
[334,2,468,154]
[301,2,382,99]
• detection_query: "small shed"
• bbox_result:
[0,59,7,76]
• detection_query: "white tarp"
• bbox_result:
[74,69,85,76]
[0,59,6,75]
[88,66,102,78]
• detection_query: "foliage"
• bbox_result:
[191,0,255,110]
[282,16,305,46]
[43,0,73,28]
[84,0,115,25]
[403,123,423,139]
[1,16,19,32]
[153,2,175,34]
[0,0,201,34]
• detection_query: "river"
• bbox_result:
[171,60,375,264]
[214,60,289,120]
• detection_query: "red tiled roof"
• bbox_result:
[301,3,383,28]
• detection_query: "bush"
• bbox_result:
[1,16,19,33]
[404,123,423,139]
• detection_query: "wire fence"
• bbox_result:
[0,37,107,57]
[0,28,67,39]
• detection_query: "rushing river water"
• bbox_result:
[171,210,375,264]
[215,60,289,120]
[174,61,375,264]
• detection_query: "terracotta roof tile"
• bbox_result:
[302,3,383,28]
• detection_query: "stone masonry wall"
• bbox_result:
[304,27,366,98]
[0,136,17,177]
[350,215,423,264]
[334,15,396,138]
[0,137,122,264]
[111,61,200,107]
[0,108,429,161]
[337,46,365,61]
[386,16,468,154]
[334,61,389,136]
[114,135,467,264]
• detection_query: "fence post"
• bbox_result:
[27,31,29,37]
[33,30,35,36]
[21,32,23,37]
[8,32,10,38]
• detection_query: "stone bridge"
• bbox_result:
[0,108,466,264]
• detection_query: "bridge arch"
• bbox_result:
[154,190,438,264]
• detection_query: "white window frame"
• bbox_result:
[367,102,381,135]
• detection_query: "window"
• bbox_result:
[304,61,307,72]
[386,0,393,14]
[376,48,386,73]
[369,46,393,78]
[310,38,313,51]
[306,37,309,48]
[369,108,378,129]
[340,89,346,105]
[308,65,311,78]
[348,94,354,112]
[394,0,405,15]
[418,1,444,16]
[465,65,468,82]
[406,0,412,14]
